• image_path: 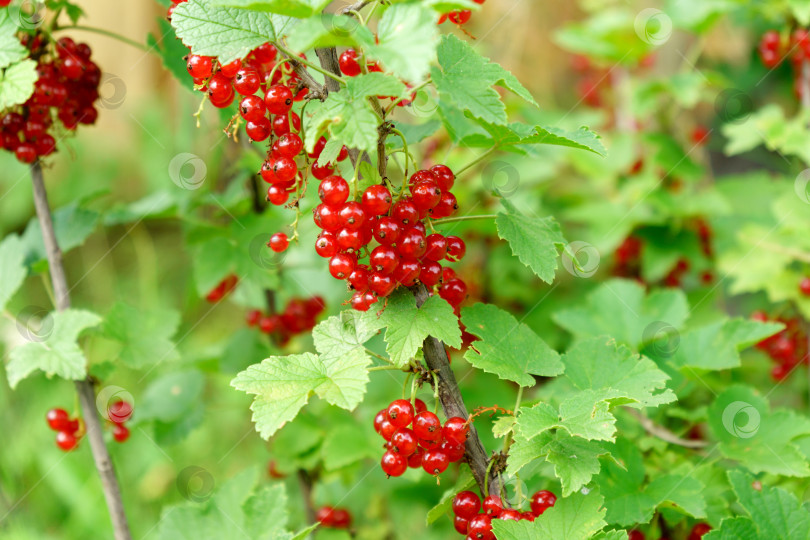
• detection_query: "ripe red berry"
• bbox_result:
[361,184,393,216]
[392,199,419,225]
[269,232,289,253]
[373,217,401,245]
[391,428,418,456]
[370,246,399,274]
[336,228,363,252]
[272,133,303,158]
[208,73,235,106]
[370,272,396,297]
[446,236,466,261]
[46,408,72,431]
[264,84,293,114]
[452,491,481,518]
[398,227,427,259]
[315,232,338,257]
[319,176,350,206]
[423,234,448,261]
[800,277,810,296]
[411,181,442,210]
[413,411,442,440]
[272,156,298,183]
[448,9,471,24]
[499,509,521,521]
[431,191,458,218]
[272,112,300,136]
[56,430,78,451]
[414,398,428,414]
[439,278,467,307]
[688,524,712,540]
[107,401,133,424]
[529,490,556,515]
[454,515,469,534]
[338,202,366,230]
[239,94,266,122]
[112,423,130,443]
[421,449,449,475]
[467,514,494,540]
[315,204,341,231]
[430,164,455,191]
[381,450,408,477]
[348,265,370,291]
[245,117,271,141]
[186,55,214,78]
[329,253,356,279]
[387,399,414,428]
[339,49,362,77]
[233,66,260,95]
[443,416,469,445]
[393,257,420,286]
[483,495,503,517]
[419,261,442,287]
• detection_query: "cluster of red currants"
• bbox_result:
[752,311,808,381]
[451,489,556,539]
[245,296,325,344]
[106,400,133,443]
[315,506,352,529]
[758,29,810,97]
[613,236,643,279]
[312,165,468,312]
[375,398,469,477]
[628,522,711,540]
[205,274,239,302]
[0,33,101,163]
[569,53,655,110]
[46,408,83,451]
[437,0,485,26]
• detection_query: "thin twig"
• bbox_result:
[29,160,133,540]
[625,408,708,449]
[337,0,373,15]
[296,469,317,524]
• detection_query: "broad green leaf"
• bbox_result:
[492,491,607,540]
[286,14,374,52]
[359,2,438,82]
[172,0,294,64]
[703,517,759,540]
[22,202,100,264]
[372,288,461,367]
[496,198,566,283]
[0,10,28,69]
[644,318,783,371]
[464,118,605,155]
[148,17,195,92]
[707,385,810,477]
[320,423,378,471]
[505,432,552,475]
[461,303,563,387]
[0,59,37,109]
[101,302,181,368]
[518,395,616,442]
[305,73,406,156]
[6,309,101,388]
[213,0,330,17]
[311,310,380,361]
[134,370,205,423]
[543,433,611,496]
[0,234,27,312]
[431,34,537,125]
[553,279,689,349]
[426,470,476,525]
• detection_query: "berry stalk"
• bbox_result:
[29,160,133,540]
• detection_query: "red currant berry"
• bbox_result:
[423,234,448,261]
[338,202,366,230]
[264,85,293,114]
[392,199,419,225]
[467,514,493,540]
[319,176,350,206]
[448,9,471,24]
[442,441,465,462]
[272,156,298,183]
[272,112,300,136]
[521,512,537,522]
[331,508,352,529]
[370,272,396,297]
[348,265,371,291]
[483,495,503,517]
[208,73,235,106]
[329,253,356,279]
[381,450,408,477]
[413,411,442,440]
[112,423,130,443]
[351,291,372,311]
[800,277,810,296]
[393,258,420,286]
[272,133,303,158]
[688,524,712,540]
[370,246,399,274]
[498,509,521,521]
[219,58,242,78]
[233,66,260,95]
[186,55,214,78]
[446,236,466,261]
[336,228,363,252]
[15,143,37,164]
[421,449,449,475]
[314,204,341,232]
[398,227,427,259]
[529,490,556,515]
[46,408,72,431]
[373,217,401,245]
[107,401,133,424]
[407,447,424,468]
[269,232,289,253]
[246,309,262,327]
[414,398,428,414]
[339,49,362,77]
[452,491,481,519]
[315,232,338,257]
[245,117,272,141]
[239,95,266,122]
[391,427,418,456]
[311,160,335,180]
[387,399,415,428]
[443,416,469,445]
[628,531,645,540]
[431,191,458,218]
[411,181,442,210]
[439,278,468,307]
[430,164,455,191]
[419,261,442,287]
[454,515,470,534]
[361,184,393,216]
[266,185,291,207]
[56,430,78,451]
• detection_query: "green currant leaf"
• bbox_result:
[0,234,27,313]
[464,116,606,156]
[171,0,295,64]
[21,202,100,265]
[0,59,37,109]
[543,433,612,496]
[358,2,438,83]
[371,288,462,368]
[136,370,206,423]
[148,17,195,92]
[0,10,28,69]
[553,278,689,349]
[100,302,181,369]
[212,0,330,18]
[431,34,538,125]
[491,491,608,540]
[460,303,563,387]
[286,14,374,52]
[707,385,810,477]
[320,423,379,471]
[6,309,101,389]
[496,198,567,284]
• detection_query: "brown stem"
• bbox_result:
[624,408,708,449]
[29,160,132,540]
[411,284,501,496]
[315,48,341,94]
[296,469,317,523]
[337,0,372,15]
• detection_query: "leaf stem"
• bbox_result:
[56,25,149,51]
[429,214,497,226]
[455,147,496,176]
[274,42,346,85]
[368,364,403,372]
[502,385,523,455]
[384,79,432,115]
